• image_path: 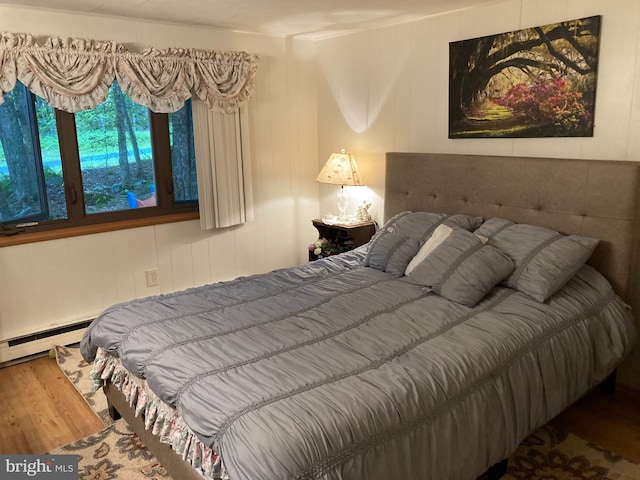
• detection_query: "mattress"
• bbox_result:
[81,248,637,480]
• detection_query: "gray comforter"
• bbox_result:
[81,250,637,480]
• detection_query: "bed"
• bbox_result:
[81,152,639,480]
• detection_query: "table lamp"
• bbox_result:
[315,149,363,222]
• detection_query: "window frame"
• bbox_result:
[0,91,199,247]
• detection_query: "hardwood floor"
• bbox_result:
[0,355,104,454]
[1,354,639,467]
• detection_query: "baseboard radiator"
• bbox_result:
[0,320,93,364]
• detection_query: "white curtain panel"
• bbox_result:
[192,98,254,230]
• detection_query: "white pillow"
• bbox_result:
[405,224,453,275]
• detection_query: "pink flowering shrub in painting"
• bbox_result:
[495,78,590,134]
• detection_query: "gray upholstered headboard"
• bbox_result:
[384,152,640,313]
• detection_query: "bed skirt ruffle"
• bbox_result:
[90,347,228,480]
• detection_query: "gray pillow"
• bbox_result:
[406,226,514,307]
[364,211,483,276]
[475,217,599,302]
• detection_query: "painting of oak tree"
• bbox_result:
[449,15,601,138]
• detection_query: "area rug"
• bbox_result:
[53,346,640,480]
[482,427,640,480]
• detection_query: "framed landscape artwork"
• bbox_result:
[449,15,601,138]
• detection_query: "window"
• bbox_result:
[0,81,198,235]
[0,82,56,224]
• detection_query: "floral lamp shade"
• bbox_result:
[315,149,363,186]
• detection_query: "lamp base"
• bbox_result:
[337,186,348,222]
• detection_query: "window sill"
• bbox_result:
[0,211,199,248]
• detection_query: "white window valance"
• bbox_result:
[0,32,259,113]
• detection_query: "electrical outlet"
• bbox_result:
[145,268,159,287]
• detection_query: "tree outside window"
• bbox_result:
[0,82,53,223]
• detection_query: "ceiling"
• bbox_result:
[2,0,498,39]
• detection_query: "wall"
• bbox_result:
[314,0,640,388]
[0,6,320,353]
[315,0,640,221]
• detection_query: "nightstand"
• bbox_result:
[309,218,376,261]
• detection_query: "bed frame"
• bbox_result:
[106,152,640,480]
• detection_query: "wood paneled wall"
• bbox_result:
[315,0,640,223]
